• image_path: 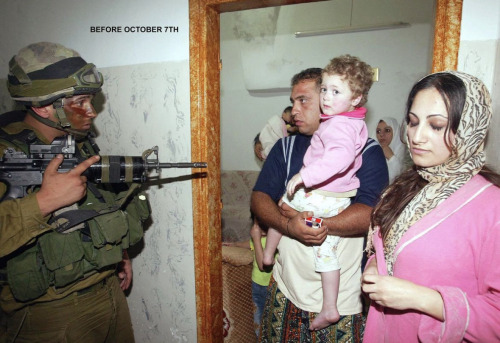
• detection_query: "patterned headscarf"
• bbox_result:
[383,71,492,275]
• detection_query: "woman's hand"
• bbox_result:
[361,261,444,320]
[362,273,420,310]
[362,256,378,278]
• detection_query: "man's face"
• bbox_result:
[290,80,321,136]
[61,94,97,131]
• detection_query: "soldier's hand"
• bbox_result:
[118,250,133,291]
[36,154,100,216]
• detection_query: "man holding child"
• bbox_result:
[251,63,388,341]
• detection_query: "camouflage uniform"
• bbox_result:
[0,42,148,343]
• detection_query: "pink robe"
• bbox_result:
[364,175,500,342]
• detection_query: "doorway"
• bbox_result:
[189,0,462,341]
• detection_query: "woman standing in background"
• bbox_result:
[376,117,407,183]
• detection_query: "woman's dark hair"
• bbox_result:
[373,73,500,241]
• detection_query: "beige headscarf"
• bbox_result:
[383,71,492,275]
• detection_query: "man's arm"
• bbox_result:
[322,203,372,236]
[252,135,329,246]
[279,201,370,238]
[251,191,288,235]
[252,191,327,246]
[279,138,388,239]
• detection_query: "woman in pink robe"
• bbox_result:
[362,71,500,342]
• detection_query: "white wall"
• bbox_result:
[0,1,188,73]
[0,1,196,342]
[220,0,435,171]
[458,0,500,170]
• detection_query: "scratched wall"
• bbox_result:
[458,0,500,171]
[95,62,197,342]
[0,61,197,342]
[0,1,195,342]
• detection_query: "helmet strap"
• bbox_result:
[53,99,71,128]
[27,107,89,140]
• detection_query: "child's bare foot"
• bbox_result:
[262,251,275,266]
[309,308,340,331]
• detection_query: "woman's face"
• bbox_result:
[376,121,393,147]
[407,87,455,168]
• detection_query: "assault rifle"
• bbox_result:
[0,135,207,199]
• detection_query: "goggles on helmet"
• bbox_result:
[7,57,103,107]
[72,63,103,89]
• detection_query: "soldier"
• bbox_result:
[0,42,150,342]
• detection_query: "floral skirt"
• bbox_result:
[258,278,365,342]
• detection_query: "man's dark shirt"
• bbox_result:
[254,134,389,208]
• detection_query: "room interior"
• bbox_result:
[220,0,435,171]
[0,1,497,342]
[218,1,436,340]
[189,0,463,341]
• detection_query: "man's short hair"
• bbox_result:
[291,68,322,89]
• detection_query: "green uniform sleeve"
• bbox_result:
[0,137,52,257]
[0,190,51,257]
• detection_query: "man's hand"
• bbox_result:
[286,210,327,246]
[118,250,133,291]
[251,191,325,246]
[36,154,100,216]
[278,201,298,219]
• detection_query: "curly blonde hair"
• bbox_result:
[323,54,373,107]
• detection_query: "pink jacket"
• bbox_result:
[364,175,500,342]
[301,108,367,193]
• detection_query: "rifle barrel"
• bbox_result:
[157,162,207,168]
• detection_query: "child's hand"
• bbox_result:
[286,173,303,197]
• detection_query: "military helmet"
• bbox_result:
[7,42,103,107]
